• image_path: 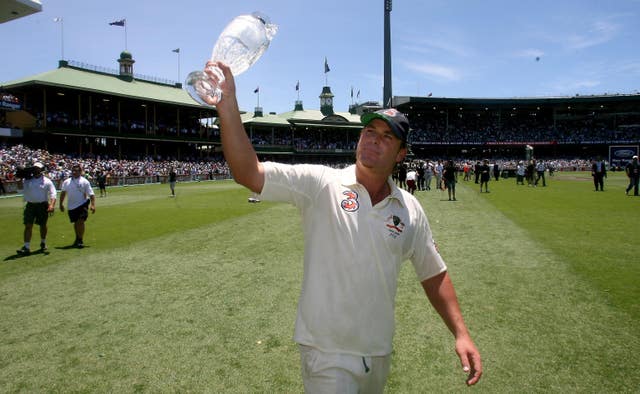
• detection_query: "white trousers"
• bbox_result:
[299,345,391,394]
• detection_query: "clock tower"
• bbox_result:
[319,86,334,116]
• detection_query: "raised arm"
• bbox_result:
[210,61,264,193]
[421,271,482,386]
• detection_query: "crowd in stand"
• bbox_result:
[0,144,230,187]
[248,129,359,151]
[243,114,640,149]
[15,106,640,151]
[409,113,640,144]
[38,110,217,139]
[0,142,605,191]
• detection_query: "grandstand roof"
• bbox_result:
[279,109,362,128]
[394,94,640,108]
[280,109,360,122]
[243,113,290,126]
[241,108,363,128]
[1,63,206,109]
[0,0,41,24]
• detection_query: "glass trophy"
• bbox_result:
[185,12,277,106]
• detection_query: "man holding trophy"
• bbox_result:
[190,12,482,392]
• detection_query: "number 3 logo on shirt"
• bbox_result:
[340,190,359,212]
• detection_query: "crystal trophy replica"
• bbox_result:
[185,12,277,106]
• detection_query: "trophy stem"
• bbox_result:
[185,67,224,106]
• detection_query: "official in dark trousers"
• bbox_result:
[625,155,640,196]
[591,157,606,191]
[16,162,57,254]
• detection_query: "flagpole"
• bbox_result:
[324,57,329,86]
[171,48,181,83]
[54,17,64,60]
[61,19,64,60]
[109,19,127,50]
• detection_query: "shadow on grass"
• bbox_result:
[3,249,50,261]
[55,244,90,250]
[3,244,90,261]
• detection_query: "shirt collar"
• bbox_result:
[339,165,406,207]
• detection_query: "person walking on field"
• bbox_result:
[97,171,108,197]
[516,161,525,185]
[417,161,425,191]
[443,159,458,201]
[535,160,546,187]
[204,61,482,393]
[16,162,56,255]
[626,155,640,196]
[59,164,96,248]
[169,167,177,197]
[397,162,407,190]
[591,156,607,191]
[435,160,444,191]
[406,166,417,194]
[479,159,490,193]
[424,160,434,190]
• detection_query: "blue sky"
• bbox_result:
[1,0,639,114]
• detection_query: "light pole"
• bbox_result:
[383,0,392,108]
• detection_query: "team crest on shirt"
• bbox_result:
[340,190,359,212]
[385,215,405,238]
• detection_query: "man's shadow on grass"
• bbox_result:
[4,249,50,261]
[4,244,89,261]
[55,244,90,251]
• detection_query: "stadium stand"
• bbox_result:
[2,51,639,183]
[394,95,640,160]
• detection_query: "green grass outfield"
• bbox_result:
[0,173,638,393]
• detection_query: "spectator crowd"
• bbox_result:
[0,144,230,188]
[1,142,611,198]
[408,112,640,145]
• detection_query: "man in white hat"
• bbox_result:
[16,162,57,255]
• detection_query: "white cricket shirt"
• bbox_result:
[260,162,447,356]
[61,176,94,210]
[22,176,56,203]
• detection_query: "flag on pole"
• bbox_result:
[53,17,64,60]
[109,19,125,27]
[254,86,260,93]
[427,92,432,97]
[295,81,299,91]
[324,57,330,73]
[350,87,353,98]
[357,90,360,98]
[172,48,180,53]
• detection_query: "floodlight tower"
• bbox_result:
[383,0,392,108]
